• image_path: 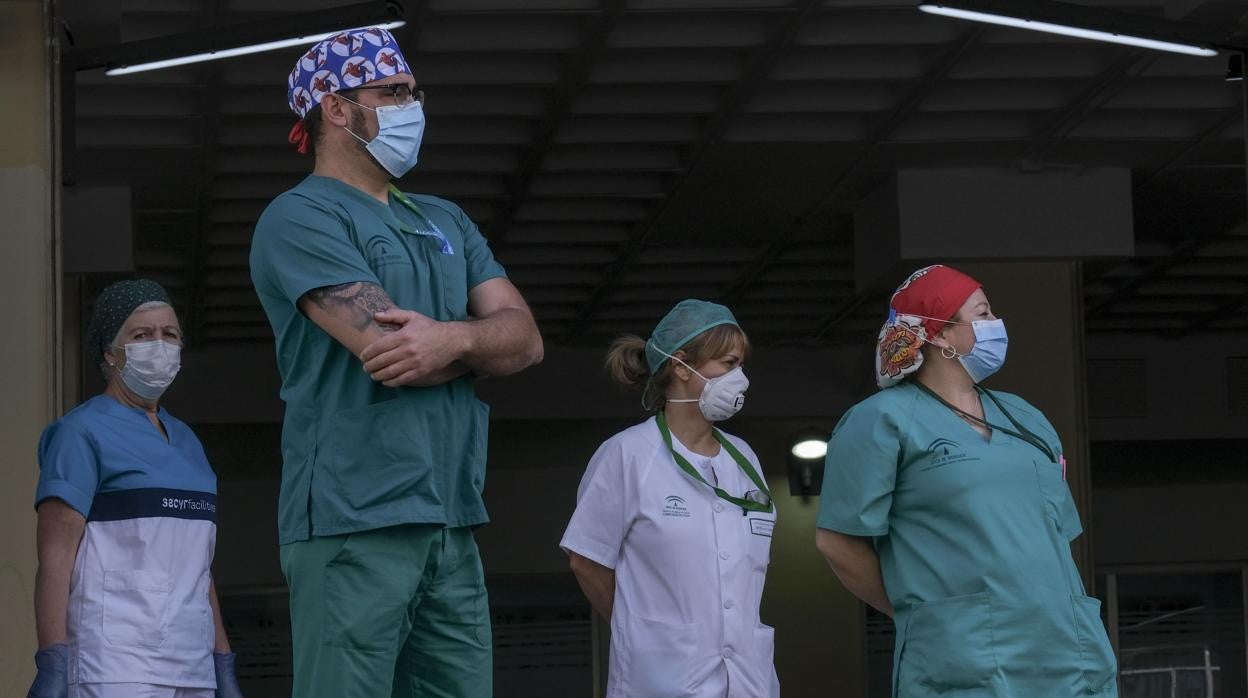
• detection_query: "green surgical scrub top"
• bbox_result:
[817,381,1118,697]
[250,175,506,544]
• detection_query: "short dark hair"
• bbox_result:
[301,89,357,156]
[302,107,324,156]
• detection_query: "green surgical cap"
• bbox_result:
[85,278,172,365]
[644,299,740,374]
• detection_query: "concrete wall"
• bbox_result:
[0,3,56,695]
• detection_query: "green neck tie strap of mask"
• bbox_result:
[655,410,773,515]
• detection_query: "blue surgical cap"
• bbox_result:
[644,299,740,374]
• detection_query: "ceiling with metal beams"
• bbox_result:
[61,0,1248,346]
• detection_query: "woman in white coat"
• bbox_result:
[560,299,779,698]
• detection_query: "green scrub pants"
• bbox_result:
[280,524,492,698]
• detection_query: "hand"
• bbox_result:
[27,644,67,698]
[214,652,245,698]
[360,309,466,387]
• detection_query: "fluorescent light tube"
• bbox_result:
[918,4,1217,57]
[105,20,407,76]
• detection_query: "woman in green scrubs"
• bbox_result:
[815,265,1118,697]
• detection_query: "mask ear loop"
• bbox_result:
[941,345,958,359]
[651,345,708,382]
[647,345,708,407]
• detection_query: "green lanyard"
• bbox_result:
[388,184,454,255]
[655,411,773,515]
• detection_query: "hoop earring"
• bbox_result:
[941,345,957,359]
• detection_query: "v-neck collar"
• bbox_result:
[96,394,174,445]
[914,382,1005,446]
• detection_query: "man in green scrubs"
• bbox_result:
[816,265,1117,697]
[249,27,543,698]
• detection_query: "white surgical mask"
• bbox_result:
[657,349,749,422]
[114,340,181,400]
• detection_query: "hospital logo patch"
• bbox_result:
[921,438,979,471]
[364,235,405,268]
[662,495,691,518]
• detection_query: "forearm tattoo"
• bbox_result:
[304,282,397,333]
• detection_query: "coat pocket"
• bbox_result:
[1072,595,1118,692]
[102,569,173,648]
[898,592,998,692]
[618,613,699,698]
[756,624,781,698]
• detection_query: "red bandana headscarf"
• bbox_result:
[874,264,981,388]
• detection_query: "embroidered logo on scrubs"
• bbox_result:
[921,438,979,471]
[662,495,691,518]
[364,235,405,267]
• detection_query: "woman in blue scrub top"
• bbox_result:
[28,279,244,698]
[815,265,1118,697]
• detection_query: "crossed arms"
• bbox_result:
[298,277,543,386]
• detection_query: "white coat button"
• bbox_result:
[722,647,734,659]
[723,599,734,609]
[713,502,724,513]
[719,551,729,560]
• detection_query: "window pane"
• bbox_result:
[1117,571,1246,698]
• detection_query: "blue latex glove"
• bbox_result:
[214,651,245,698]
[27,643,68,698]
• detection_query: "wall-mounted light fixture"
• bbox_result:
[787,429,828,498]
[916,0,1244,57]
[1227,54,1245,82]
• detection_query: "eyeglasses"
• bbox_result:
[342,83,424,108]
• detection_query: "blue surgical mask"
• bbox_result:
[343,97,426,178]
[957,319,1008,383]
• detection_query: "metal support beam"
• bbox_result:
[1027,52,1155,164]
[1085,218,1246,320]
[563,0,822,342]
[1024,1,1242,164]
[488,0,626,245]
[715,26,984,320]
[1142,106,1243,184]
[812,295,870,340]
